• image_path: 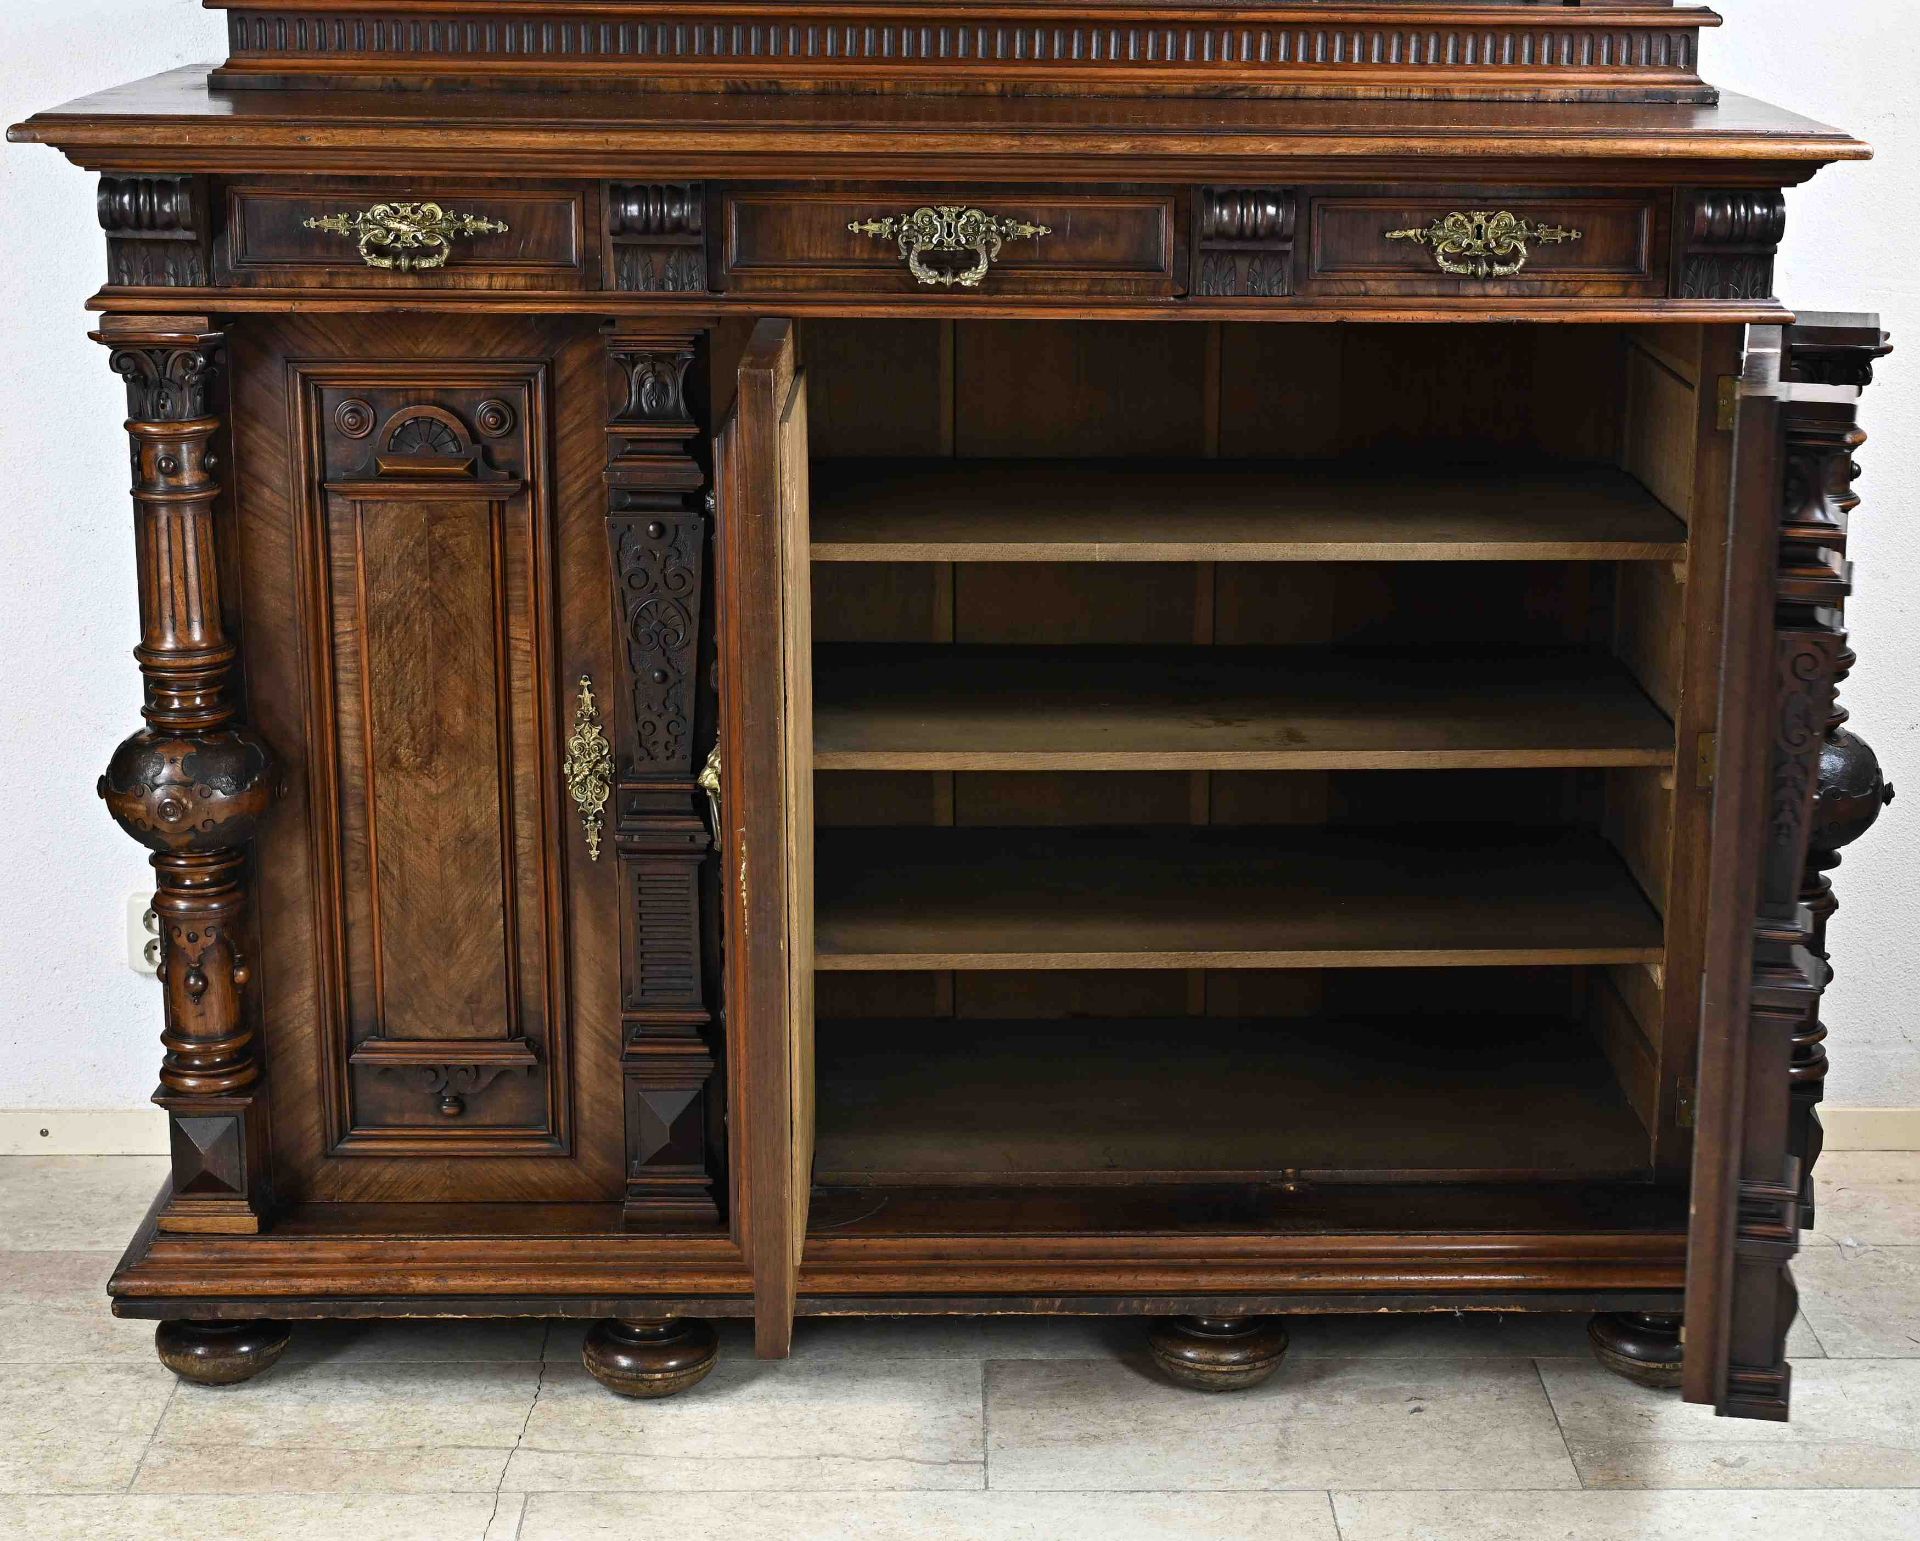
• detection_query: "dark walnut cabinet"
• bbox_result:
[9,0,1895,1419]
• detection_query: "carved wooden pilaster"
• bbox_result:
[609,184,707,293]
[605,323,721,1223]
[93,315,277,1235]
[1777,322,1896,1231]
[98,175,212,289]
[1678,190,1786,302]
[1193,188,1297,298]
[1718,316,1889,1420]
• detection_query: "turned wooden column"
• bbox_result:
[94,314,278,1235]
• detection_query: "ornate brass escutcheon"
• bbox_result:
[1385,210,1584,279]
[847,205,1051,288]
[564,676,614,862]
[302,201,510,272]
[697,743,723,841]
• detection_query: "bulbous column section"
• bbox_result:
[94,314,279,1238]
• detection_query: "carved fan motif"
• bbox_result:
[387,414,465,456]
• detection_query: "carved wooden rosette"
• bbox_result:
[1678,190,1786,302]
[605,324,722,1222]
[94,315,278,1235]
[1194,188,1297,298]
[1777,323,1895,1231]
[609,184,707,293]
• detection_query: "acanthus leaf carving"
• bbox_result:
[108,340,219,422]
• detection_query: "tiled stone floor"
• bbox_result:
[1,1154,1917,1540]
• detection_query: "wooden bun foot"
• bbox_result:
[154,1319,291,1386]
[582,1317,718,1398]
[1146,1315,1289,1392]
[1588,1311,1684,1389]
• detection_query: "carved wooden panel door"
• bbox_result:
[1684,313,1887,1420]
[235,315,627,1202]
[714,320,816,1356]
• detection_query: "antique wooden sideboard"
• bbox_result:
[9,0,1896,1419]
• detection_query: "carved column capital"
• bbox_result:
[106,346,220,428]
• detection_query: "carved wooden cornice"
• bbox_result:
[208,3,1722,102]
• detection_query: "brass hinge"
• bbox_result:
[1676,1079,1697,1130]
[1696,732,1718,790]
[1716,375,1739,432]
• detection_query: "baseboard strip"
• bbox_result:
[4,1105,1918,1156]
[1823,1107,1920,1152]
[0,1108,168,1156]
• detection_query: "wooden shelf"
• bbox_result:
[803,1179,1691,1242]
[813,1015,1654,1185]
[813,826,1665,970]
[810,459,1690,564]
[814,645,1675,771]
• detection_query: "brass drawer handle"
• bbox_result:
[1385,210,1583,279]
[302,200,510,273]
[847,205,1051,289]
[564,676,614,862]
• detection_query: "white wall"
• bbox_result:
[1,0,1915,1119]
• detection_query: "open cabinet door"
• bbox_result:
[1684,313,1889,1420]
[716,319,815,1358]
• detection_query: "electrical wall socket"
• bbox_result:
[127,893,161,975]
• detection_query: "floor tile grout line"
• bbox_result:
[980,1355,992,1492]
[1532,1355,1586,1492]
[484,1488,528,1541]
[123,1371,179,1494]
[1796,1300,1832,1358]
[1324,1489,1345,1540]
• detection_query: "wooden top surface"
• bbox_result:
[10,68,1867,175]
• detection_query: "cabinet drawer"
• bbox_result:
[720,189,1177,297]
[222,182,588,289]
[1305,195,1664,298]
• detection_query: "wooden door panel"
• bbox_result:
[232,315,624,1202]
[324,469,554,1138]
[1685,312,1889,1419]
[718,319,815,1356]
